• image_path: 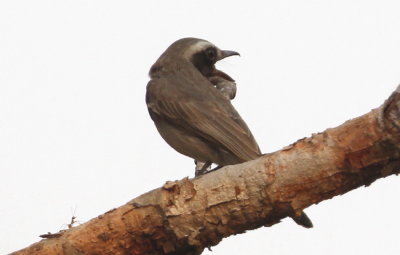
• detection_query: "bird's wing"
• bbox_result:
[146,77,261,162]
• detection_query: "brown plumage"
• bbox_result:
[146,37,313,228]
[147,38,260,167]
[209,75,237,100]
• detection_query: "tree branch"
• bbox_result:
[11,86,400,255]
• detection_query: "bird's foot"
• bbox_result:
[195,160,212,176]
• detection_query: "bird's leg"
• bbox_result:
[195,160,212,176]
[205,164,224,174]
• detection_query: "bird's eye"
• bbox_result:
[205,48,217,61]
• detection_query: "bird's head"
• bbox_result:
[149,38,239,82]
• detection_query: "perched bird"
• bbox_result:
[146,38,259,172]
[146,38,312,228]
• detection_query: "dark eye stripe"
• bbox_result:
[205,48,216,61]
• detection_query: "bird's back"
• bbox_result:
[147,66,261,165]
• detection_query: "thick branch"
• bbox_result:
[12,86,400,255]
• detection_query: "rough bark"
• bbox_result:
[11,86,400,255]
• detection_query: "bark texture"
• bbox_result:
[11,86,400,255]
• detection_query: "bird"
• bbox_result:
[146,38,313,228]
[146,38,258,173]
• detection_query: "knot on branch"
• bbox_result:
[379,85,400,146]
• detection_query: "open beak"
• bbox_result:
[218,50,240,61]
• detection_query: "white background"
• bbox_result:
[1,1,400,254]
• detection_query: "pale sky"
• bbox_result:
[1,1,400,254]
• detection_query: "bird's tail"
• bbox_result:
[291,211,313,228]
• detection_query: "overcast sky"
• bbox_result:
[1,1,400,254]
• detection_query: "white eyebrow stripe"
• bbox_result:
[183,40,215,59]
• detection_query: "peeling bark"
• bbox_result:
[11,86,400,255]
